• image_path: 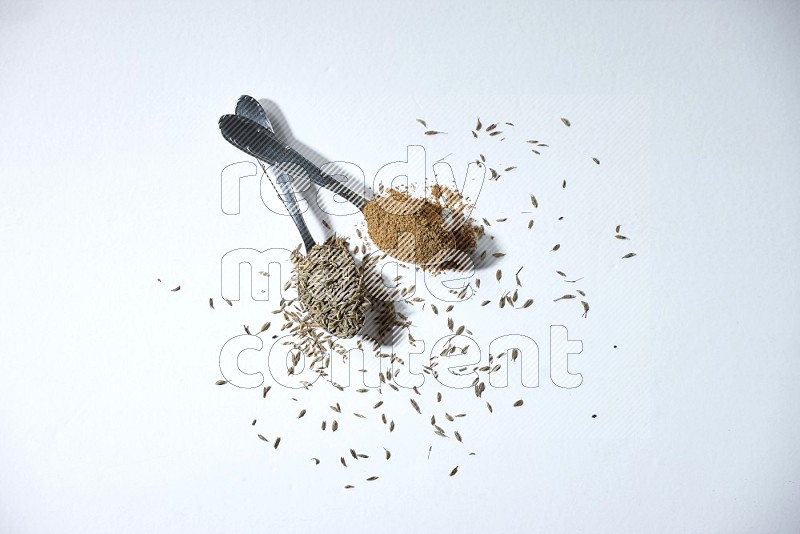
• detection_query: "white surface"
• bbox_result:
[1,1,799,533]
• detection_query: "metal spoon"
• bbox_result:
[221,97,469,270]
[220,97,367,337]
[219,105,316,252]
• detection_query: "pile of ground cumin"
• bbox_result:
[362,186,478,268]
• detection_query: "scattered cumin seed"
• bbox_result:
[273,437,281,449]
[257,434,268,442]
[424,130,445,135]
[215,379,227,385]
[171,285,180,292]
[449,466,459,477]
[513,399,524,407]
[530,195,538,208]
[551,244,561,252]
[561,117,571,127]
[416,118,427,127]
[622,253,637,259]
[297,409,306,418]
[208,298,214,309]
[592,157,600,165]
[366,476,379,481]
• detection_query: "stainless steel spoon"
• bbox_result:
[220,96,367,338]
[233,96,316,249]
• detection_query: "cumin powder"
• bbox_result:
[362,188,477,267]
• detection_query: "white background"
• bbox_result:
[1,1,799,532]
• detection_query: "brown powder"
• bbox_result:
[363,187,477,268]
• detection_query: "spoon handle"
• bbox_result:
[270,166,316,253]
[219,114,367,210]
[235,95,273,131]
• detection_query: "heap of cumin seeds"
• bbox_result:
[293,236,370,338]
